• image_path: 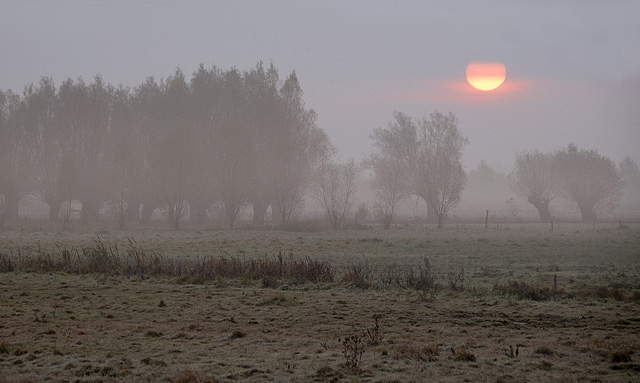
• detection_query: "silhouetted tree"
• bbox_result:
[370,111,467,228]
[315,159,358,230]
[0,89,25,225]
[131,77,165,223]
[209,69,256,229]
[188,64,222,224]
[104,85,140,229]
[244,62,281,225]
[21,78,66,221]
[150,69,195,230]
[509,150,558,222]
[364,155,407,230]
[422,111,467,228]
[555,144,622,221]
[619,156,640,187]
[269,71,333,224]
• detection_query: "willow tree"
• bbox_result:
[0,89,25,224]
[555,144,622,221]
[421,111,467,228]
[509,150,558,222]
[370,111,467,228]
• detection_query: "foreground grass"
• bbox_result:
[1,272,640,382]
[0,223,639,382]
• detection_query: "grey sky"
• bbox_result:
[2,0,639,171]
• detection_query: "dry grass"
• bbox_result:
[1,272,640,382]
[0,223,639,382]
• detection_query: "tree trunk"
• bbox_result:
[252,199,269,226]
[3,188,20,222]
[189,199,209,225]
[140,198,161,223]
[272,201,283,224]
[426,203,438,225]
[527,196,552,223]
[80,198,100,224]
[577,202,596,222]
[47,198,63,222]
[437,214,445,229]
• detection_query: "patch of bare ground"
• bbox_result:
[1,272,639,382]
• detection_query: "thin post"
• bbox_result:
[485,210,489,229]
[551,221,553,232]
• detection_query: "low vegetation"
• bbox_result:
[0,223,638,382]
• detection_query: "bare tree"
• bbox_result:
[509,150,558,222]
[131,77,165,223]
[315,159,358,230]
[149,69,195,230]
[0,89,25,225]
[555,144,622,221]
[104,85,141,229]
[244,62,280,225]
[269,72,333,224]
[364,155,407,229]
[421,111,467,228]
[369,111,467,228]
[21,78,67,222]
[188,64,223,225]
[619,156,640,188]
[209,69,256,229]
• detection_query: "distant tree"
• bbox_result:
[188,64,223,225]
[364,155,407,229]
[555,144,623,221]
[209,69,256,229]
[105,85,140,229]
[269,71,334,224]
[21,78,66,221]
[0,89,25,224]
[619,156,640,187]
[149,69,195,230]
[369,111,467,228]
[468,159,502,187]
[243,62,281,225]
[509,150,558,222]
[315,159,358,230]
[55,76,114,223]
[131,77,165,223]
[370,112,426,206]
[421,111,468,228]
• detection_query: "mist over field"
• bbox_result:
[1,1,639,229]
[1,2,640,382]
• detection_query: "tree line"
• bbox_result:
[510,145,631,223]
[1,63,635,230]
[0,63,335,229]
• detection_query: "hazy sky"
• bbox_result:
[2,0,639,172]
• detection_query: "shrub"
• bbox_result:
[340,334,366,368]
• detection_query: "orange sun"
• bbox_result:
[466,62,506,91]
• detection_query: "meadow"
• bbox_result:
[1,222,639,382]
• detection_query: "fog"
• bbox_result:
[1,1,639,228]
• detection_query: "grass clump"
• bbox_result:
[452,349,476,362]
[172,369,220,383]
[493,280,554,301]
[392,343,439,362]
[534,346,554,356]
[258,293,297,307]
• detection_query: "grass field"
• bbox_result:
[1,223,639,382]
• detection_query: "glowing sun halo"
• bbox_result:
[466,62,506,91]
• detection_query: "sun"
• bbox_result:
[466,62,506,91]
